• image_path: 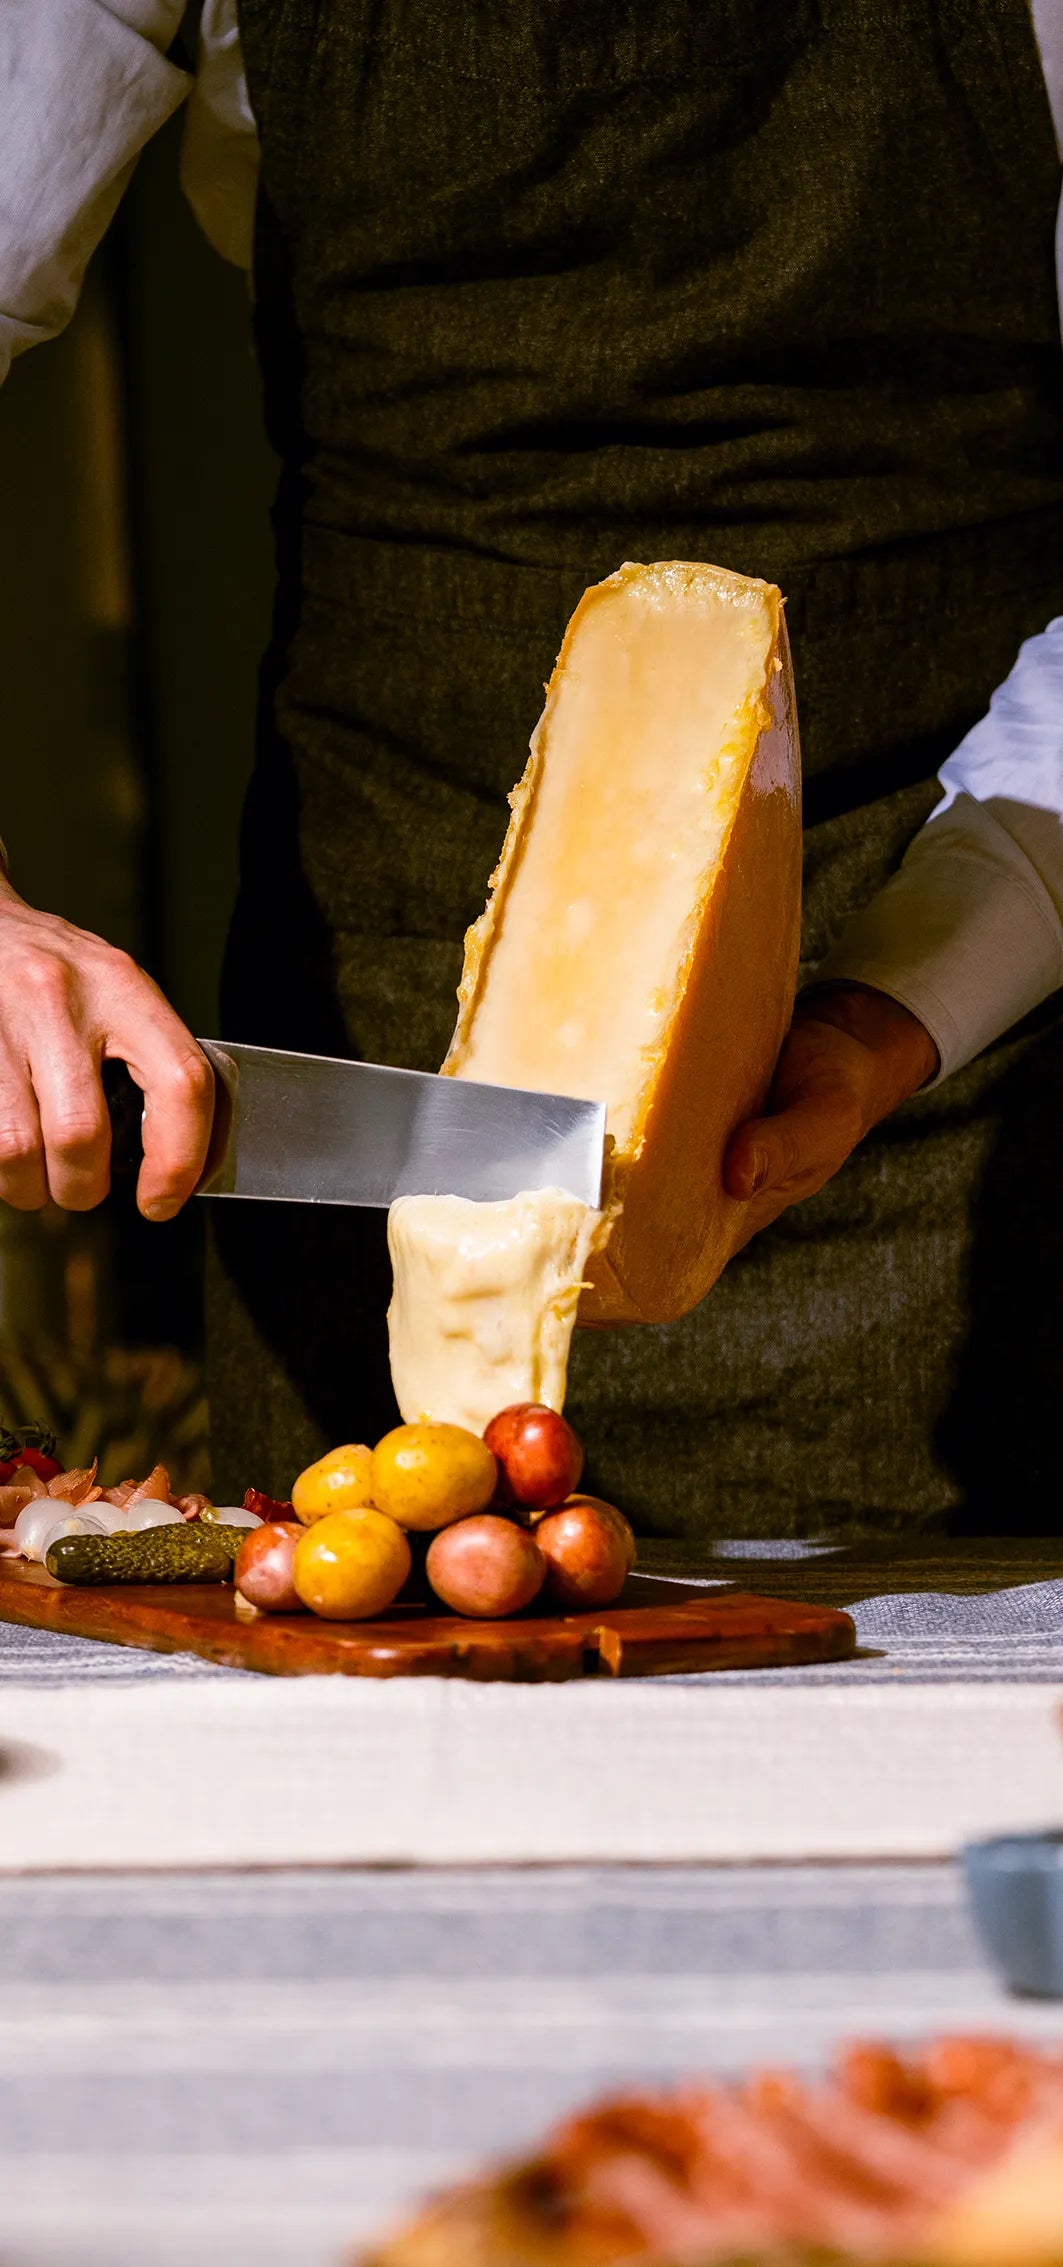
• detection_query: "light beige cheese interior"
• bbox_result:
[387,1189,602,1435]
[450,565,777,1150]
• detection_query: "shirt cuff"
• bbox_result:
[0,0,189,364]
[811,796,1063,1083]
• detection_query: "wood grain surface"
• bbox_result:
[0,1562,856,1680]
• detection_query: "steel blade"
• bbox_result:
[194,1040,606,1210]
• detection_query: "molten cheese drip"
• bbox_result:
[387,1190,602,1434]
[449,564,777,1152]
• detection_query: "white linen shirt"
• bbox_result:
[3,0,1063,1084]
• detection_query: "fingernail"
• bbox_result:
[143,1198,179,1224]
[750,1147,769,1196]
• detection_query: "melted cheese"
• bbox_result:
[387,1189,602,1434]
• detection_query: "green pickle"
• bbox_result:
[45,1524,252,1586]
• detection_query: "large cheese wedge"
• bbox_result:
[442,561,801,1326]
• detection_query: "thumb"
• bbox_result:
[723,1113,798,1201]
[723,1086,858,1204]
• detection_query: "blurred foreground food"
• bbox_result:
[362,2036,1063,2267]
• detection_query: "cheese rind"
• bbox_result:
[387,1190,604,1436]
[444,561,802,1325]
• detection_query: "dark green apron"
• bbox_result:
[212,0,1063,1538]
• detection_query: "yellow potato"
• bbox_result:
[291,1443,374,1524]
[371,1423,498,1532]
[292,1508,410,1620]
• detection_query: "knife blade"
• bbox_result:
[190,1039,606,1210]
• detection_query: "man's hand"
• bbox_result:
[0,876,214,1220]
[723,983,939,1243]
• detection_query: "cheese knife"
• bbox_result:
[105,1040,606,1210]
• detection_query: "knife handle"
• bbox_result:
[102,1050,232,1195]
[102,1060,145,1181]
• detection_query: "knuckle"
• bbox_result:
[101,945,141,989]
[162,1050,213,1112]
[0,1121,41,1174]
[18,952,74,1010]
[49,1105,108,1163]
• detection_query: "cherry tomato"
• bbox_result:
[15,1448,63,1483]
[0,1424,63,1488]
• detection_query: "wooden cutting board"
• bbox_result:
[0,1561,855,1680]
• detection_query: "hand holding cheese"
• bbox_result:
[724,981,940,1238]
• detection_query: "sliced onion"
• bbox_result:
[202,1506,263,1529]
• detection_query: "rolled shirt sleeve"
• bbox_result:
[0,0,189,381]
[816,616,1063,1081]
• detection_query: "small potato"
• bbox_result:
[534,1496,635,1610]
[426,1514,546,1619]
[483,1404,584,1509]
[372,1424,497,1533]
[292,1507,411,1620]
[291,1444,375,1524]
[234,1521,304,1613]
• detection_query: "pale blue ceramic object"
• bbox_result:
[963,1832,1063,1997]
